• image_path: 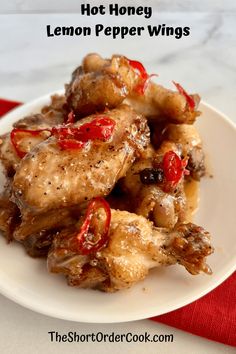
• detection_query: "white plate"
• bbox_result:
[0,92,235,323]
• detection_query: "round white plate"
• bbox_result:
[0,92,235,323]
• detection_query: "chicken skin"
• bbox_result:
[66,53,141,117]
[0,95,66,176]
[125,82,201,124]
[164,124,205,180]
[121,141,187,229]
[12,105,150,214]
[66,53,200,125]
[0,180,19,241]
[48,209,213,292]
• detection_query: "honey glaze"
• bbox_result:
[184,178,199,222]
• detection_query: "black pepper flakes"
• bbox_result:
[140,168,164,185]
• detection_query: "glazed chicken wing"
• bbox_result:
[0,182,19,241]
[0,95,67,176]
[12,105,150,214]
[121,141,187,228]
[65,53,142,117]
[125,82,201,124]
[48,209,213,292]
[164,124,205,180]
[66,54,200,125]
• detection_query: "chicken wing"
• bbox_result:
[12,105,150,214]
[47,209,213,292]
[0,95,66,176]
[164,124,205,180]
[66,53,200,125]
[65,53,142,117]
[125,82,201,124]
[121,141,186,228]
[0,188,19,241]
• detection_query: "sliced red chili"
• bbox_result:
[75,197,111,255]
[11,116,116,156]
[10,128,51,158]
[134,74,158,95]
[163,151,183,184]
[51,116,115,150]
[57,139,86,150]
[128,59,148,80]
[128,58,158,95]
[65,111,75,124]
[78,117,116,141]
[173,81,195,111]
[51,126,85,149]
[51,126,78,139]
[182,157,190,176]
[162,151,189,189]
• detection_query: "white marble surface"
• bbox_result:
[1,12,236,122]
[0,10,235,354]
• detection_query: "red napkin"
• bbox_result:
[1,98,235,347]
[0,98,21,117]
[151,273,236,347]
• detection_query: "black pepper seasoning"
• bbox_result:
[140,168,164,185]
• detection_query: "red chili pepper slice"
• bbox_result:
[128,58,158,95]
[163,151,183,184]
[57,139,86,150]
[75,197,111,255]
[65,111,75,124]
[51,116,115,150]
[182,157,190,176]
[162,151,189,188]
[128,59,149,80]
[51,126,86,149]
[173,81,195,111]
[10,128,51,158]
[78,117,116,141]
[11,116,116,156]
[134,73,158,95]
[51,126,78,139]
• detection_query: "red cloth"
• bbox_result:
[151,273,236,347]
[0,98,21,117]
[1,98,235,347]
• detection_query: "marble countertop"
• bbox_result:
[1,12,235,122]
[0,9,235,354]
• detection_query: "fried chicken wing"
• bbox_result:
[0,133,21,176]
[12,105,150,214]
[121,141,186,228]
[13,207,79,242]
[164,124,205,180]
[0,95,66,176]
[65,53,144,117]
[48,209,213,292]
[0,189,19,241]
[125,82,201,124]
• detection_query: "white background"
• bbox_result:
[0,1,235,353]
